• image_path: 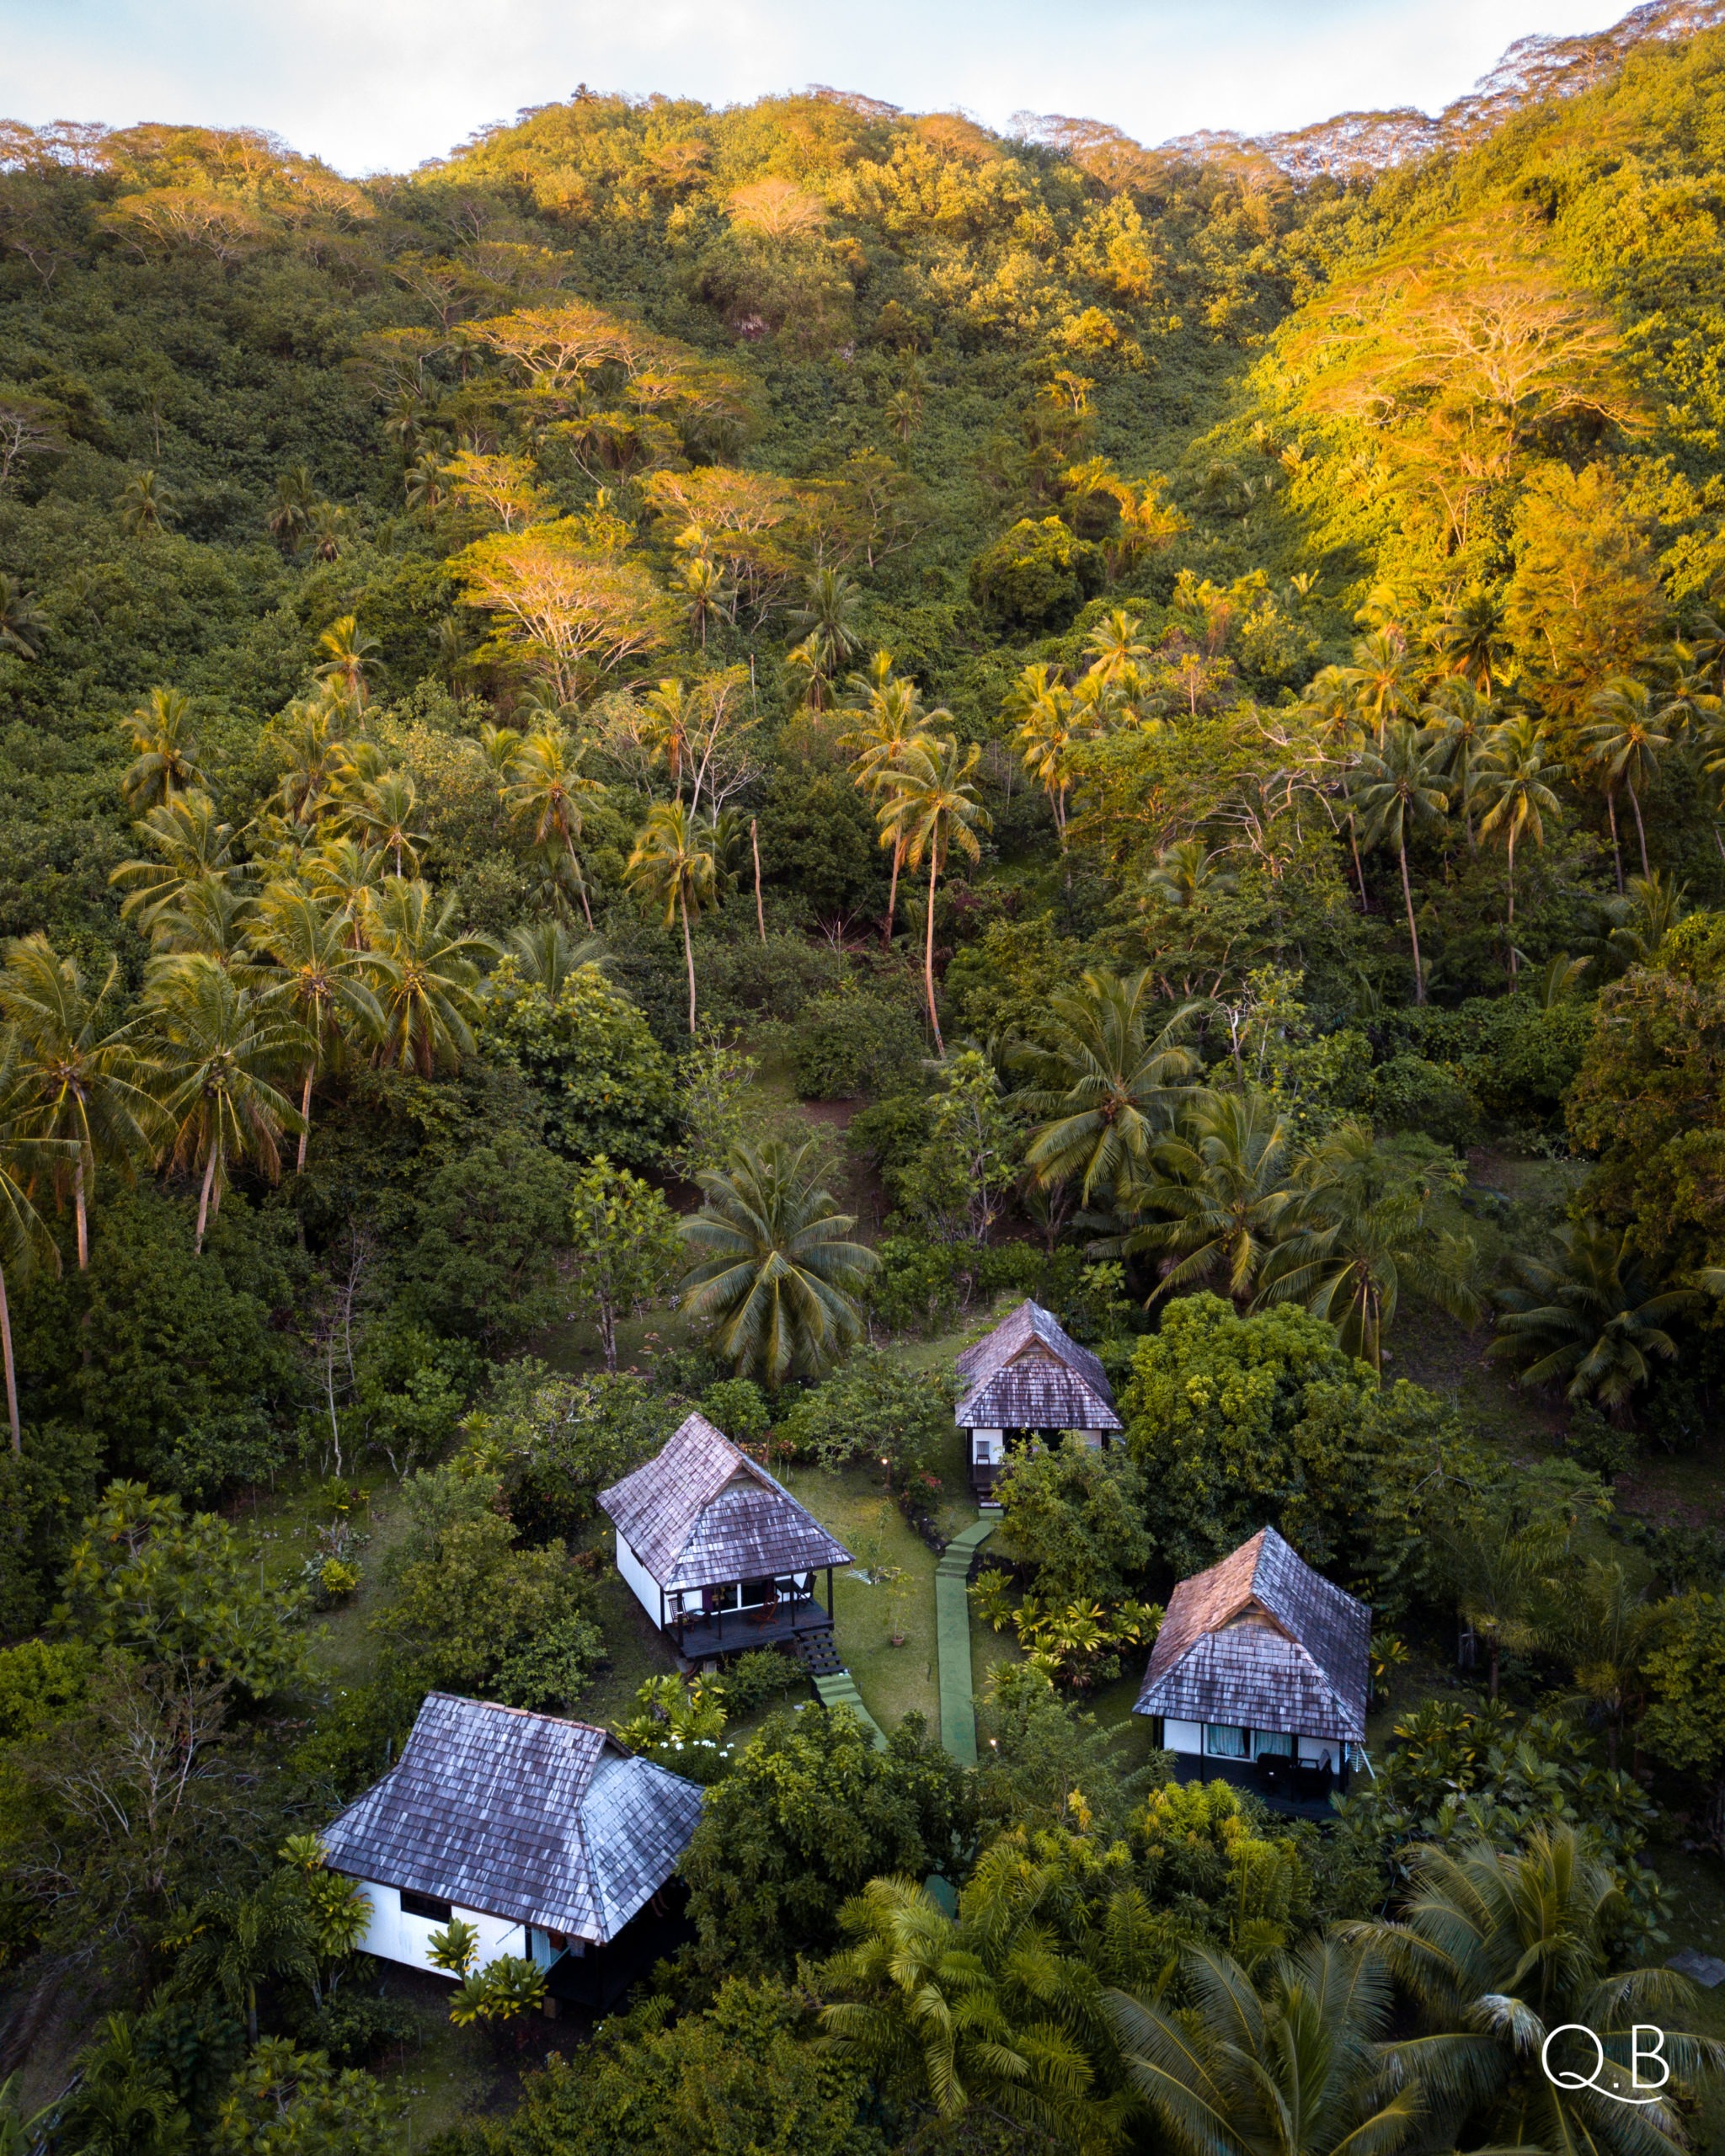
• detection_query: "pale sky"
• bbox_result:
[3,0,1636,176]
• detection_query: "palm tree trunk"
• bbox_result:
[883,836,903,948]
[1606,786,1624,894]
[1488,1636,1500,1700]
[1627,778,1650,880]
[1398,835,1425,1004]
[298,1064,315,1173]
[74,1157,88,1271]
[751,819,766,943]
[195,1139,219,1254]
[1348,812,1369,909]
[566,836,595,930]
[924,849,943,1058]
[0,1262,19,1455]
[680,890,697,1036]
[1505,826,1519,987]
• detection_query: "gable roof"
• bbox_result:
[598,1412,852,1593]
[320,1694,704,1943]
[1133,1527,1370,1742]
[953,1300,1121,1433]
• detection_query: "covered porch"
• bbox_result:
[667,1567,838,1662]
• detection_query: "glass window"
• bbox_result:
[1252,1731,1294,1758]
[400,1888,452,1923]
[1204,1724,1248,1758]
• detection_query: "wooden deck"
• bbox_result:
[1167,1750,1348,1823]
[671,1597,834,1661]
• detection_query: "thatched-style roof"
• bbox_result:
[1133,1528,1370,1743]
[599,1412,852,1593]
[321,1694,703,1943]
[954,1300,1121,1433]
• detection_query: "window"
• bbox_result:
[399,1888,452,1923]
[1204,1725,1248,1758]
[1252,1731,1294,1758]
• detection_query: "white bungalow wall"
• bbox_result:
[1158,1721,1350,1769]
[614,1532,663,1628]
[966,1427,1103,1465]
[348,1882,530,1978]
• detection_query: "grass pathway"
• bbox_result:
[936,1518,996,1766]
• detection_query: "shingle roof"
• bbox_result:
[953,1300,1122,1433]
[1133,1527,1370,1742]
[320,1694,704,1943]
[598,1412,852,1594]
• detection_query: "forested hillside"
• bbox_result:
[9,3,1725,2149]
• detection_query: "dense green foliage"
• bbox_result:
[13,8,1725,2148]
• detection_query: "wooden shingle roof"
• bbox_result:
[598,1412,852,1593]
[320,1694,704,1943]
[1133,1527,1370,1742]
[953,1300,1122,1433]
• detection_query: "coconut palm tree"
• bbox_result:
[312,615,378,709]
[264,463,317,554]
[0,935,156,1268]
[1268,1122,1481,1369]
[0,574,46,660]
[343,771,425,880]
[120,687,208,813]
[1475,713,1562,985]
[268,697,351,828]
[1419,676,1493,852]
[1348,723,1450,1003]
[0,1036,77,1450]
[1491,1218,1697,1418]
[1016,970,1202,1210]
[1338,627,1420,741]
[1116,1087,1303,1307]
[841,665,943,942]
[363,880,494,1077]
[1144,838,1236,911]
[500,728,605,928]
[1106,1938,1419,2156]
[1605,868,1687,967]
[786,567,863,707]
[1005,664,1079,849]
[1436,587,1511,696]
[142,878,261,971]
[254,889,382,1171]
[109,793,248,936]
[1538,1558,1671,1770]
[503,919,607,999]
[144,958,309,1251]
[1345,1828,1720,2150]
[626,799,718,1035]
[1584,677,1669,887]
[677,1137,877,1385]
[118,467,176,536]
[1082,608,1152,689]
[876,735,991,1056]
[822,1872,1119,2145]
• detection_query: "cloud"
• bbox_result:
[0,0,1633,174]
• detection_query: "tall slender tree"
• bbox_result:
[1475,713,1562,985]
[876,735,991,1056]
[144,958,310,1253]
[499,728,605,929]
[254,891,382,1171]
[1348,721,1450,1003]
[0,936,155,1267]
[626,800,718,1035]
[120,687,208,812]
[0,1036,77,1450]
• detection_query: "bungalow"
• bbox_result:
[1133,1526,1370,1812]
[954,1299,1123,1500]
[321,1692,705,2010]
[599,1412,852,1663]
